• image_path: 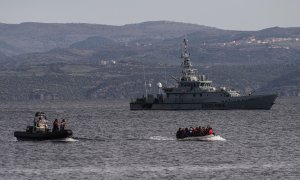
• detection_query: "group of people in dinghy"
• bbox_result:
[176,125,215,139]
[32,112,67,133]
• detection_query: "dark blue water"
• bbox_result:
[0,98,299,179]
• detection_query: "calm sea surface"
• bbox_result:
[0,98,299,179]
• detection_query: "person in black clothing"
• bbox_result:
[60,119,66,131]
[52,119,59,132]
[198,126,203,136]
[176,128,181,139]
[184,128,189,137]
[202,127,207,135]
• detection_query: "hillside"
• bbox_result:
[0,21,213,55]
[0,21,299,101]
[258,65,300,96]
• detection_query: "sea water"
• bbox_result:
[0,98,299,179]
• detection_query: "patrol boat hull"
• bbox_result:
[130,94,277,110]
[14,129,73,141]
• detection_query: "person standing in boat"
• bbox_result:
[52,119,59,132]
[33,117,38,128]
[33,118,36,127]
[33,112,39,125]
[36,117,48,132]
[60,119,66,131]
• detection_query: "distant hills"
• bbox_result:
[0,21,211,55]
[1,21,300,65]
[0,21,299,101]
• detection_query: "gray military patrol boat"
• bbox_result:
[130,38,277,110]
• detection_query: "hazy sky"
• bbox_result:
[1,0,299,30]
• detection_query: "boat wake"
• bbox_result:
[205,135,226,141]
[149,136,175,141]
[73,137,106,141]
[50,138,79,142]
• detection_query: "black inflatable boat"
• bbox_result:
[14,126,73,141]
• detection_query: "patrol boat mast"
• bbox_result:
[175,38,214,93]
[181,38,198,82]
